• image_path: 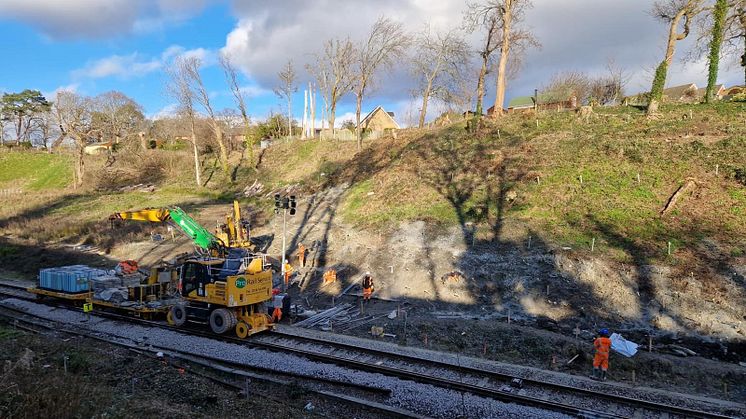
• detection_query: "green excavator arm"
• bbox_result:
[110,206,225,254]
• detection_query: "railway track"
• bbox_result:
[0,302,424,419]
[1,283,741,418]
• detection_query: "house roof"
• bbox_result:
[359,106,400,129]
[663,83,697,98]
[696,84,725,97]
[507,96,535,108]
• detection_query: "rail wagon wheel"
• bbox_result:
[209,308,232,334]
[166,310,175,325]
[170,303,188,327]
[235,321,250,339]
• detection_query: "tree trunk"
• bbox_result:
[15,116,22,145]
[475,56,488,116]
[741,5,746,85]
[212,124,230,176]
[190,116,202,187]
[493,0,513,118]
[75,146,85,187]
[330,102,337,137]
[705,0,728,103]
[647,9,686,115]
[355,92,363,150]
[419,82,432,129]
[287,97,292,138]
[310,86,316,139]
[473,55,488,131]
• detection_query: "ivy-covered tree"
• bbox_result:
[705,0,729,103]
[647,0,704,115]
[0,89,52,145]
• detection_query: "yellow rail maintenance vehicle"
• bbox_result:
[171,252,274,337]
[110,203,275,337]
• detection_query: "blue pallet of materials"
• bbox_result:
[38,266,107,293]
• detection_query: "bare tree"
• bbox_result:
[464,0,538,120]
[541,71,591,104]
[647,0,705,115]
[166,55,202,187]
[220,53,254,169]
[183,57,231,176]
[492,0,537,117]
[352,17,410,148]
[411,26,470,128]
[724,0,746,84]
[54,91,97,187]
[310,38,355,137]
[92,91,145,147]
[589,60,629,105]
[273,60,297,138]
[464,3,501,119]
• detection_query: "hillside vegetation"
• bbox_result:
[1,102,745,272]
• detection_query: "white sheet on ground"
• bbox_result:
[610,332,639,357]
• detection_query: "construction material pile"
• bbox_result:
[39,265,107,293]
[91,273,145,303]
[294,303,383,332]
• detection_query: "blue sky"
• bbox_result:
[0,1,743,126]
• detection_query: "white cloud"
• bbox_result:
[149,103,179,120]
[239,85,272,98]
[42,83,80,100]
[0,0,210,39]
[73,53,161,79]
[221,0,745,110]
[72,45,217,81]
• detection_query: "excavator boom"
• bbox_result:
[110,206,224,253]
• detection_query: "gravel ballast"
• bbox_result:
[1,298,571,419]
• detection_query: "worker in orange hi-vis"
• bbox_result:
[283,260,293,287]
[323,269,337,285]
[297,243,306,267]
[592,328,612,381]
[271,289,283,322]
[362,272,374,301]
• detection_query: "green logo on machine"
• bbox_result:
[235,278,246,289]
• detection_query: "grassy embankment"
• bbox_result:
[1,102,744,268]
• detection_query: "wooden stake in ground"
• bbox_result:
[660,178,697,216]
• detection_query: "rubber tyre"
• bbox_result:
[235,321,250,339]
[170,303,188,327]
[209,308,233,334]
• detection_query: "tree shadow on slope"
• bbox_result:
[279,138,413,301]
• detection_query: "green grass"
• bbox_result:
[0,151,73,190]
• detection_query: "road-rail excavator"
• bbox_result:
[108,201,274,337]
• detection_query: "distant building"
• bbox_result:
[359,106,400,132]
[83,142,113,155]
[506,96,535,113]
[696,84,726,100]
[723,85,745,99]
[663,83,700,102]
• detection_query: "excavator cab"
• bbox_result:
[179,260,221,298]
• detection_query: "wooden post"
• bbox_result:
[667,241,672,256]
[648,335,652,352]
[715,164,719,176]
[591,237,595,252]
[637,173,641,184]
[632,370,636,385]
[483,340,487,356]
[424,333,428,347]
[507,309,511,324]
